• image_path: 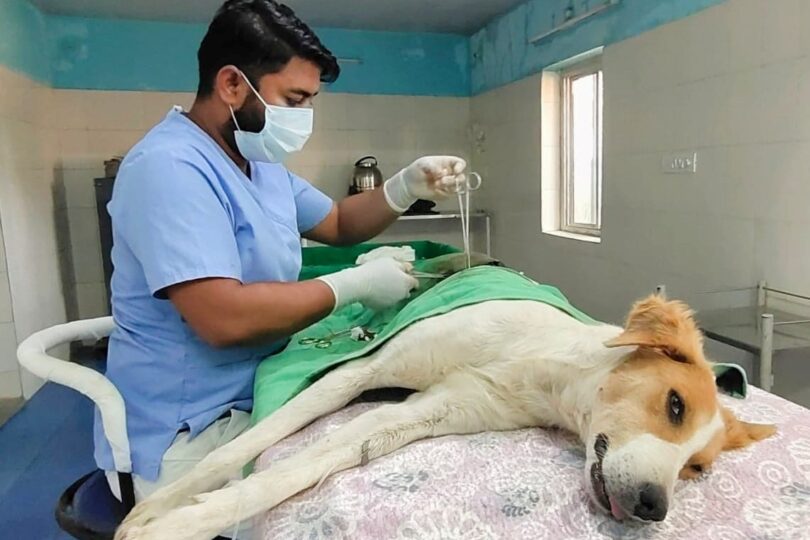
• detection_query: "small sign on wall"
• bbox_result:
[662,152,698,174]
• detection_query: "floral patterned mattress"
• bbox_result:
[255,387,810,539]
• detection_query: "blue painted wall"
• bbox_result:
[469,0,727,95]
[2,0,729,96]
[46,16,470,96]
[0,0,51,83]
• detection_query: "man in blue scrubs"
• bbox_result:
[96,0,468,502]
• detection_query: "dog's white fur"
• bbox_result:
[115,298,737,539]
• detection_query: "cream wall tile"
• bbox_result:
[0,68,28,122]
[86,129,145,159]
[140,92,181,130]
[0,322,19,373]
[76,282,108,319]
[316,93,349,130]
[754,219,810,295]
[726,0,765,72]
[760,0,802,64]
[80,90,146,131]
[57,129,93,169]
[0,272,12,324]
[0,370,22,399]
[51,90,92,130]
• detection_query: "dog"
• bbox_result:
[116,293,775,539]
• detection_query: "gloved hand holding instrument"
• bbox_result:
[316,257,418,313]
[384,156,483,269]
[382,156,469,213]
[317,156,484,314]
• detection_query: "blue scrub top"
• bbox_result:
[93,107,333,480]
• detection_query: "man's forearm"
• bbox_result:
[168,278,336,347]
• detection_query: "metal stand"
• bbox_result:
[397,211,492,256]
[759,314,774,392]
[662,280,810,393]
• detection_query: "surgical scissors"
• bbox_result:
[453,171,482,194]
[298,328,354,349]
[453,172,483,268]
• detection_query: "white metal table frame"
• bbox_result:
[656,282,810,392]
[397,211,492,257]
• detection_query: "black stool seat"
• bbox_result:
[56,470,128,540]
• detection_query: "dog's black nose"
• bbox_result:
[634,483,668,522]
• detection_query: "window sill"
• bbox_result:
[543,230,602,244]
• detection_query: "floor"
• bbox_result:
[0,368,99,539]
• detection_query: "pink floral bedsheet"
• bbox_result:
[256,387,810,539]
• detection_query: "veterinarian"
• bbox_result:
[97,0,467,505]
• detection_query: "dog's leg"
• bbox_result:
[117,383,518,540]
[120,356,393,531]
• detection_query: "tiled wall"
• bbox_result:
[471,0,810,406]
[0,65,67,398]
[54,90,473,321]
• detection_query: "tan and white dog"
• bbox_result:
[116,294,775,540]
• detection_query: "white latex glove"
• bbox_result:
[316,257,418,312]
[383,156,467,213]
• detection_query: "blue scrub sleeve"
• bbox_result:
[288,171,334,233]
[113,150,243,298]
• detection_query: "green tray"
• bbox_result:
[299,240,460,281]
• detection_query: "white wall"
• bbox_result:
[471,0,810,406]
[0,65,68,398]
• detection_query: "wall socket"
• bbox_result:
[662,152,697,174]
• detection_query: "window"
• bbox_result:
[561,58,603,236]
[541,49,603,242]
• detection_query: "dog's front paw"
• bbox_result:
[114,523,154,540]
[118,503,229,540]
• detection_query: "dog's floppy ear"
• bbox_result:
[604,294,703,364]
[721,406,776,450]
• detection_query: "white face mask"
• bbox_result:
[229,71,313,163]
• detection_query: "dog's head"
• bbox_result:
[585,294,775,522]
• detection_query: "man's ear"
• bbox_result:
[721,407,776,451]
[604,294,703,364]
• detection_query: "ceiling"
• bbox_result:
[30,0,526,34]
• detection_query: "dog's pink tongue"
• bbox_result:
[609,497,627,520]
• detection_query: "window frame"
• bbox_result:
[559,57,603,238]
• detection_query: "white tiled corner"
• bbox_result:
[0,369,22,399]
[0,224,6,274]
[20,369,44,400]
[0,322,18,373]
[0,272,12,324]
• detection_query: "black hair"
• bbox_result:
[197,0,340,96]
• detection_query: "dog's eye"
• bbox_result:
[690,464,704,474]
[667,390,685,425]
